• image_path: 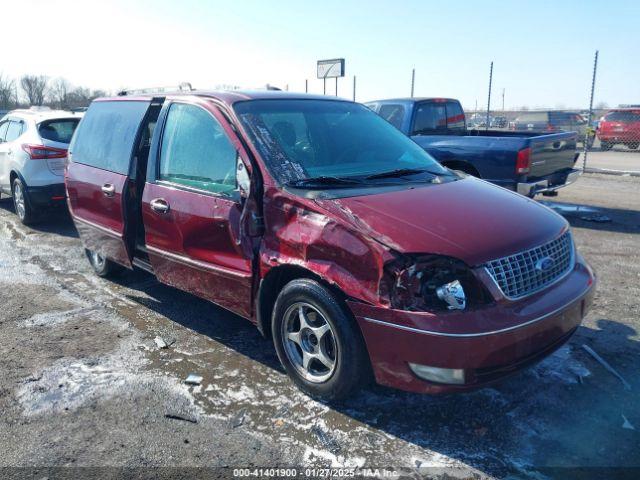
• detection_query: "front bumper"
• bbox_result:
[516,168,582,197]
[26,183,67,208]
[347,255,595,394]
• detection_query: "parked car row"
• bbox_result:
[0,92,596,401]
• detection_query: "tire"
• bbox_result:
[12,178,37,225]
[586,136,595,150]
[600,141,613,151]
[271,278,370,401]
[627,142,639,150]
[85,248,123,278]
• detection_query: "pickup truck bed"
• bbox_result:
[367,98,581,196]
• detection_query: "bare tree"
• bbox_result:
[595,101,609,110]
[48,77,71,109]
[20,75,48,106]
[0,73,17,110]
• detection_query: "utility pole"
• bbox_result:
[353,76,356,101]
[335,77,338,96]
[583,50,599,170]
[410,68,415,98]
[486,61,493,131]
[305,79,308,93]
[501,88,505,111]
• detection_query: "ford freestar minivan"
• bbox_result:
[66,91,595,400]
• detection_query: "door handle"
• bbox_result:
[150,198,170,214]
[101,183,115,197]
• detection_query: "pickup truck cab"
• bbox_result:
[66,91,595,400]
[366,98,582,197]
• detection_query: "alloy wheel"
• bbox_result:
[13,182,26,220]
[91,250,106,270]
[281,302,338,383]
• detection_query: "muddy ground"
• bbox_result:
[0,173,638,479]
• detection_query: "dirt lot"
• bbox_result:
[0,173,638,479]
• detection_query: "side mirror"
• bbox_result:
[236,155,251,199]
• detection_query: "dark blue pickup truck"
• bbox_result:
[366,98,581,197]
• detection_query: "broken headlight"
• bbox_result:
[380,255,492,312]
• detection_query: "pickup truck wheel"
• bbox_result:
[85,249,123,278]
[600,141,613,151]
[12,178,37,225]
[272,279,370,401]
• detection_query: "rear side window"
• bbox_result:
[38,119,80,144]
[5,121,24,142]
[378,104,405,130]
[71,100,149,174]
[159,103,236,195]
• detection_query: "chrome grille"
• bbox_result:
[484,232,574,299]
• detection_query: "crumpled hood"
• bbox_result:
[315,177,567,266]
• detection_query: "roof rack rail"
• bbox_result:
[118,82,195,96]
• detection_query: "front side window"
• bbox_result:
[234,99,449,185]
[0,121,9,142]
[159,103,236,195]
[378,104,405,130]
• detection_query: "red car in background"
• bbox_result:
[597,109,640,150]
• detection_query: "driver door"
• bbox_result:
[142,100,254,318]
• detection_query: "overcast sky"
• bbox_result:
[3,0,639,109]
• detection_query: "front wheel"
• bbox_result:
[12,178,36,225]
[600,141,613,151]
[272,279,370,401]
[85,249,123,278]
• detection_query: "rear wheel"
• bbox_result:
[85,249,123,278]
[12,178,37,225]
[627,142,639,150]
[600,141,613,151]
[272,279,370,401]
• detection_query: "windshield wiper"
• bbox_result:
[286,176,363,188]
[365,168,430,180]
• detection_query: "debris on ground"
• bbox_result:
[582,344,631,390]
[184,373,203,386]
[154,336,175,349]
[622,415,635,431]
[230,408,248,428]
[165,413,198,424]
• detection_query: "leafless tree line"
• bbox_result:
[0,73,108,111]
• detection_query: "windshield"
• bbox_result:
[233,99,449,185]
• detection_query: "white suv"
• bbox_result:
[0,107,82,224]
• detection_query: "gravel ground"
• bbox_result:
[0,173,638,479]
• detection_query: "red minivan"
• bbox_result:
[66,91,595,400]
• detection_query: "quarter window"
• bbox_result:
[159,103,236,195]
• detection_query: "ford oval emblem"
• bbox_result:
[536,256,555,273]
